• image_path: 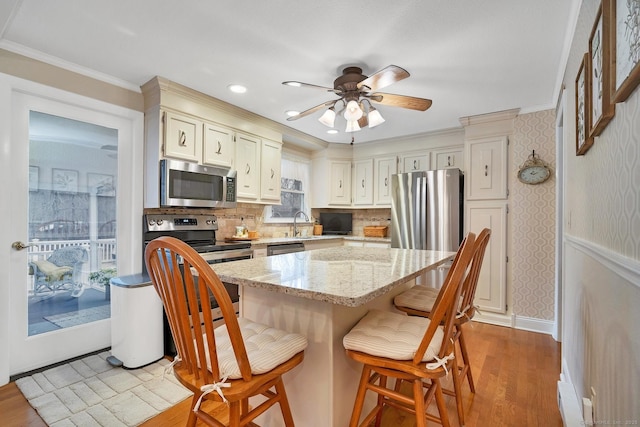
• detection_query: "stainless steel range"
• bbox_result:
[143,213,252,355]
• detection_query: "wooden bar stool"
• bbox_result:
[145,236,308,427]
[343,233,476,427]
[394,228,491,426]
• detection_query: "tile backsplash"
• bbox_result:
[144,204,392,238]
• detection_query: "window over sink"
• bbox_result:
[264,154,311,223]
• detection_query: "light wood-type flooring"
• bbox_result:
[0,322,562,427]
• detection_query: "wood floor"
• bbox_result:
[0,322,562,427]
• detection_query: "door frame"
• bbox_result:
[0,73,144,384]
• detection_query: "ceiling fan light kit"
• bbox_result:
[283,64,432,139]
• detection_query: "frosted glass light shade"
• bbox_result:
[345,120,361,132]
[343,100,363,121]
[367,108,385,128]
[318,108,336,127]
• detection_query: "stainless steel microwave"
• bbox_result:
[160,159,237,208]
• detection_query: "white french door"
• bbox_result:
[2,76,143,378]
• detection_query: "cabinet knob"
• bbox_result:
[384,177,388,187]
[178,131,187,146]
[362,179,365,188]
[271,168,274,179]
[339,180,342,189]
[216,140,222,154]
[447,156,452,166]
[485,164,488,176]
[246,163,251,174]
[413,160,418,169]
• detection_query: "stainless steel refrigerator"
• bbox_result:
[390,168,463,252]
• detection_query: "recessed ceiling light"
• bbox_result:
[327,129,338,134]
[285,110,300,117]
[228,84,247,94]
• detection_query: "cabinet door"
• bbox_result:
[260,139,282,201]
[353,159,373,205]
[466,136,508,200]
[329,161,351,205]
[466,201,507,313]
[203,122,234,168]
[432,148,463,170]
[163,111,201,162]
[375,156,397,205]
[401,152,430,172]
[235,133,260,200]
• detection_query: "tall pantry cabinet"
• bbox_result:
[461,109,517,321]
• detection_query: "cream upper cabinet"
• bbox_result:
[374,156,397,205]
[466,136,508,200]
[432,147,463,170]
[235,132,260,200]
[163,111,202,162]
[260,139,282,201]
[329,160,352,205]
[353,158,374,205]
[400,152,430,173]
[203,122,234,168]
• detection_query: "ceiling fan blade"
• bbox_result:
[282,81,340,93]
[370,92,432,111]
[357,65,410,92]
[286,100,337,121]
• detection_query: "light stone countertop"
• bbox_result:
[211,246,454,307]
[237,235,391,248]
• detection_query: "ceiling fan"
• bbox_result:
[282,65,432,133]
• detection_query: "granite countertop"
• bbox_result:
[245,235,391,247]
[211,246,454,307]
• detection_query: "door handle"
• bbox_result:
[12,241,34,251]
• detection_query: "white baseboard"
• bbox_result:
[472,311,513,327]
[513,315,555,335]
[557,380,584,427]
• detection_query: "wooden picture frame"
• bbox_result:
[576,53,594,155]
[610,0,640,103]
[52,168,79,193]
[589,2,615,137]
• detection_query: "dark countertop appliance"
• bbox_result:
[319,212,352,235]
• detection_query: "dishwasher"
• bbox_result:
[267,242,305,256]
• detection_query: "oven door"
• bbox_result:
[198,248,252,326]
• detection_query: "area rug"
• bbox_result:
[16,351,192,427]
[43,306,111,328]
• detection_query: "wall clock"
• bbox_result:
[517,150,551,185]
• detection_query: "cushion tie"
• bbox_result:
[425,352,454,376]
[194,377,231,411]
[163,355,182,380]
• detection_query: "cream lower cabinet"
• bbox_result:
[466,201,507,314]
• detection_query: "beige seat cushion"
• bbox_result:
[394,286,440,312]
[343,309,443,362]
[200,317,308,379]
[32,260,73,281]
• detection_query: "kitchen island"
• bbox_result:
[211,246,454,427]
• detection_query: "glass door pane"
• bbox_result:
[27,111,118,336]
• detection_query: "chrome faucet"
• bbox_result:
[293,210,309,237]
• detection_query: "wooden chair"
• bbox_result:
[144,236,307,427]
[343,232,476,427]
[393,228,491,426]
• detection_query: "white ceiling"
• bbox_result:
[0,0,579,148]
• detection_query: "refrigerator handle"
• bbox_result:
[417,174,427,249]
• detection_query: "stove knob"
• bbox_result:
[206,219,214,225]
[156,219,164,226]
[148,219,156,226]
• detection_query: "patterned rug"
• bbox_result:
[15,351,192,426]
[43,306,111,329]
